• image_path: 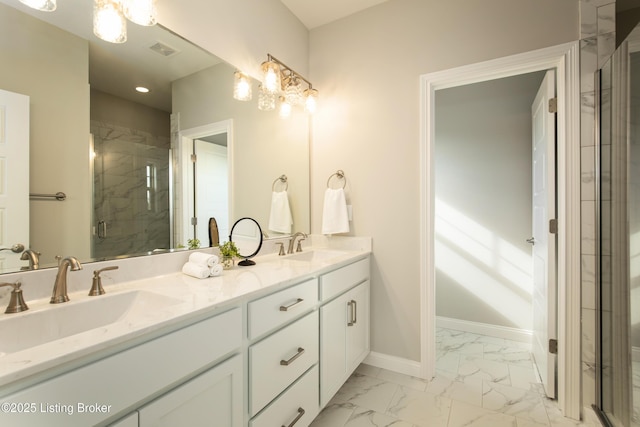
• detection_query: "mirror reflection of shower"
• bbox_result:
[91,89,171,259]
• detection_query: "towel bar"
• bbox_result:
[326,170,347,189]
[29,192,66,201]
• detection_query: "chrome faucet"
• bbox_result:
[20,249,40,270]
[287,232,308,254]
[51,256,82,304]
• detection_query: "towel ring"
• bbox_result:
[272,174,288,191]
[327,170,347,189]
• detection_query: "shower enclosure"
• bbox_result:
[594,21,640,427]
[91,119,171,260]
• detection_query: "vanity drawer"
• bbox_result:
[249,311,319,416]
[250,365,319,427]
[320,257,370,301]
[248,278,318,340]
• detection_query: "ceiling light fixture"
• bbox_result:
[135,86,150,93]
[247,54,318,115]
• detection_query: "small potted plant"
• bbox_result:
[187,238,200,250]
[219,241,240,269]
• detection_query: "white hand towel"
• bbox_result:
[210,264,224,277]
[322,187,350,235]
[268,190,293,234]
[182,262,211,279]
[189,252,219,267]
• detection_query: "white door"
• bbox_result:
[0,89,29,272]
[194,139,229,244]
[531,70,557,399]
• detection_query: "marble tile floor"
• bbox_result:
[310,328,599,427]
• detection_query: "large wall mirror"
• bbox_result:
[0,0,310,274]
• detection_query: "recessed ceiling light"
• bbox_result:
[135,86,150,93]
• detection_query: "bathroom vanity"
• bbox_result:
[0,238,371,427]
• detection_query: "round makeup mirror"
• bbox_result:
[229,217,263,266]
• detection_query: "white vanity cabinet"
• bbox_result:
[319,258,370,407]
[138,354,243,427]
[0,308,242,427]
[247,278,320,426]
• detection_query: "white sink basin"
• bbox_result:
[286,249,348,263]
[0,290,181,356]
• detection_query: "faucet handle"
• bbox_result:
[89,266,119,296]
[296,238,306,252]
[275,242,286,256]
[0,281,28,314]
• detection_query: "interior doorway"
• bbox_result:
[419,42,581,418]
[177,120,233,248]
[434,69,558,398]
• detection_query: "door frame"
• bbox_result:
[419,41,581,419]
[177,120,234,247]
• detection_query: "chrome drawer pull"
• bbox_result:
[280,347,305,366]
[280,298,304,312]
[282,407,305,427]
[347,300,357,326]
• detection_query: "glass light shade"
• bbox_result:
[233,71,252,101]
[304,88,318,114]
[261,61,281,95]
[258,85,275,111]
[284,76,303,106]
[279,99,292,118]
[122,0,157,26]
[19,0,56,11]
[94,0,127,44]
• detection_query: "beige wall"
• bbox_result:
[157,0,309,81]
[309,0,579,362]
[0,3,90,266]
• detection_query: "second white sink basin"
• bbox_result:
[0,290,182,356]
[286,249,348,263]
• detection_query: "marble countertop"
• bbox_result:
[0,240,371,391]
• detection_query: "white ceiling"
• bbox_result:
[280,0,389,29]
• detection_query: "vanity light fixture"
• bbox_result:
[21,0,158,44]
[93,0,127,44]
[19,0,56,11]
[255,54,318,115]
[279,97,292,118]
[233,71,252,101]
[122,0,157,26]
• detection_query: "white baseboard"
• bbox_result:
[436,316,533,344]
[363,351,423,378]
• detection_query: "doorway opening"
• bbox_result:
[419,42,581,418]
[176,120,234,248]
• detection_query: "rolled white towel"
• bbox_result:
[182,262,211,279]
[189,252,219,267]
[210,264,224,277]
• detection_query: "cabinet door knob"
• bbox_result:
[281,407,306,427]
[280,347,305,366]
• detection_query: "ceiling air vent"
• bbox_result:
[149,42,180,58]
